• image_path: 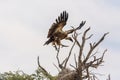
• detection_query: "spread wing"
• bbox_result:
[47,11,68,38]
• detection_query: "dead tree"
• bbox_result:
[37,26,109,80]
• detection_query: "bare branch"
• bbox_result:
[64,41,76,68]
[79,27,91,62]
[86,68,90,80]
[37,56,53,79]
[94,32,109,48]
[53,63,60,72]
[107,74,111,80]
[72,30,81,48]
[56,46,64,69]
[83,32,109,64]
[70,64,76,70]
[74,54,78,68]
[61,58,67,66]
[83,49,107,69]
[86,34,93,40]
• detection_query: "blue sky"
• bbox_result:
[0,0,120,79]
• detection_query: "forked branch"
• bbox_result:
[83,32,109,64]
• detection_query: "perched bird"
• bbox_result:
[44,11,86,48]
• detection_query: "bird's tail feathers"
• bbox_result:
[43,38,53,46]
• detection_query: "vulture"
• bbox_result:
[44,11,86,48]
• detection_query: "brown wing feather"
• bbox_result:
[47,11,68,38]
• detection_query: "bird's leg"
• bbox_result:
[58,45,61,52]
[52,42,58,51]
[54,45,58,51]
[65,37,73,42]
[55,38,62,51]
[61,44,69,48]
[58,39,69,48]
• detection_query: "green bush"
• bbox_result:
[0,70,35,80]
